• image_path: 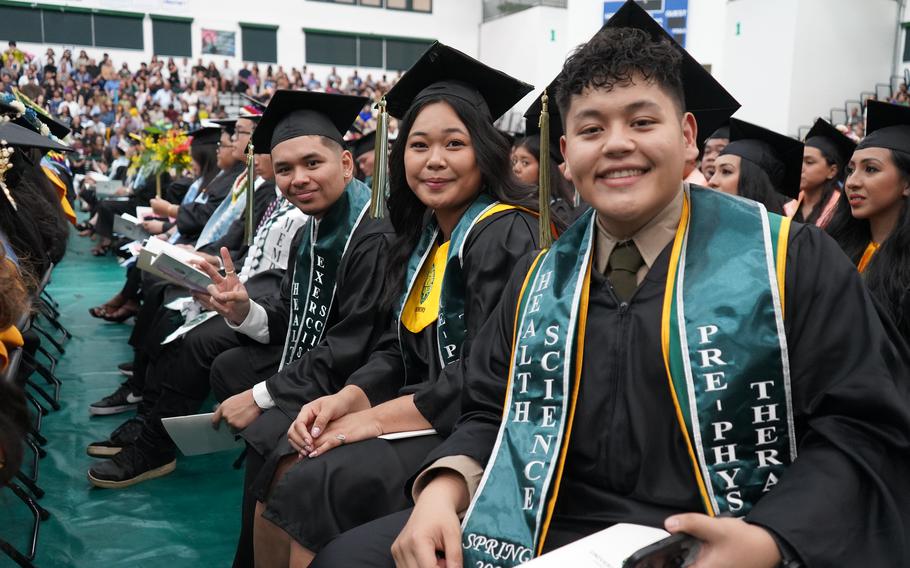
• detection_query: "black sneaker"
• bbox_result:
[118,362,134,378]
[86,416,146,457]
[89,383,142,416]
[87,444,176,489]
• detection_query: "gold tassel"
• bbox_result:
[370,97,390,219]
[245,140,256,246]
[155,172,162,199]
[538,90,553,249]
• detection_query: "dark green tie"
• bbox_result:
[607,241,644,302]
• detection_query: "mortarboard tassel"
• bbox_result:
[0,144,16,211]
[370,97,390,219]
[538,91,553,249]
[245,140,256,246]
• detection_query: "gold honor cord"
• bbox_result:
[245,141,255,245]
[537,91,553,249]
[155,171,162,199]
[370,97,390,219]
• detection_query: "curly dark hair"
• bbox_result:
[556,27,685,122]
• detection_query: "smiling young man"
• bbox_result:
[310,3,910,567]
[87,91,395,500]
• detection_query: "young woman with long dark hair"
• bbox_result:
[249,43,543,568]
[828,101,910,336]
[708,118,801,215]
[791,118,855,227]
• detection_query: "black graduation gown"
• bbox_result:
[256,209,540,551]
[412,222,910,565]
[229,216,394,568]
[174,162,244,243]
[240,217,395,456]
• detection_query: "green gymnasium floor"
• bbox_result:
[1,231,241,567]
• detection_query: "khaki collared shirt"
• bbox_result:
[412,185,687,510]
[594,185,684,283]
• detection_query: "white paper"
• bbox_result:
[162,311,218,344]
[95,180,122,196]
[114,215,150,241]
[378,429,437,441]
[161,413,243,456]
[135,206,154,220]
[520,523,670,568]
[150,252,212,294]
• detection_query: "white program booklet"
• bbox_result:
[95,179,123,196]
[113,214,151,241]
[150,252,212,294]
[137,238,210,293]
[521,523,671,568]
[161,413,244,456]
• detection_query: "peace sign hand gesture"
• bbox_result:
[192,247,251,325]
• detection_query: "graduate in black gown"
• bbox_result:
[706,118,802,215]
[314,4,910,567]
[828,100,910,340]
[84,102,333,486]
[248,43,542,568]
[791,118,854,227]
[143,125,226,242]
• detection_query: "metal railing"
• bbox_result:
[483,0,567,22]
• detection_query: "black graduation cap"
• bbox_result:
[30,109,70,140]
[523,76,564,165]
[600,1,740,147]
[857,100,910,153]
[11,89,71,139]
[385,42,533,122]
[251,89,369,152]
[0,122,72,152]
[210,118,237,136]
[722,118,804,198]
[240,93,268,113]
[706,125,730,141]
[804,118,856,172]
[0,101,18,116]
[352,130,377,158]
[188,125,222,147]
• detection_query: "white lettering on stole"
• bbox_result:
[704,372,728,392]
[544,325,559,346]
[523,461,545,482]
[534,270,553,293]
[513,401,531,423]
[521,320,537,339]
[516,372,531,394]
[697,324,719,345]
[698,348,727,368]
[749,380,775,400]
[528,293,543,314]
[541,351,560,372]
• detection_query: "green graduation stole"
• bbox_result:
[461,186,796,567]
[397,193,510,372]
[280,178,372,369]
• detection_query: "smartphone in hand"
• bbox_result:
[623,532,700,568]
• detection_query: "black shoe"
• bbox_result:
[86,416,146,457]
[118,362,134,378]
[87,444,176,489]
[89,383,142,416]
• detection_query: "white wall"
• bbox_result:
[480,5,568,130]
[788,0,898,134]
[685,0,726,74]
[718,0,898,136]
[9,0,482,79]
